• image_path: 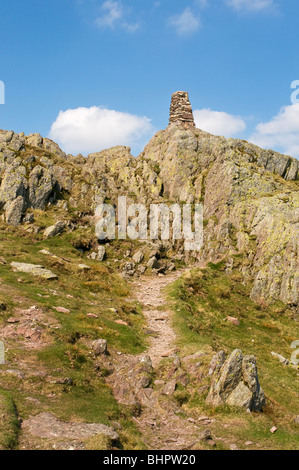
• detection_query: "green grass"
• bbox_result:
[0,219,147,449]
[0,390,20,450]
[0,220,146,354]
[167,265,299,450]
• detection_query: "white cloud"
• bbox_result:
[95,0,139,33]
[194,108,246,137]
[250,103,299,157]
[49,106,154,155]
[168,7,201,36]
[224,0,275,11]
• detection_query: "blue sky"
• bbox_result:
[0,0,299,157]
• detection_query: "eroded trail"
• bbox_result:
[133,272,181,367]
[107,270,214,451]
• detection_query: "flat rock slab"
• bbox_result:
[22,412,119,442]
[11,262,58,280]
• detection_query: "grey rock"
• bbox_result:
[93,339,108,356]
[26,133,43,148]
[138,266,147,274]
[271,351,289,366]
[29,165,56,209]
[0,164,27,208]
[53,166,73,192]
[11,262,58,280]
[23,212,35,224]
[89,246,106,261]
[42,138,66,158]
[147,256,159,269]
[167,262,176,272]
[226,382,253,409]
[122,262,135,275]
[132,251,144,264]
[208,350,226,376]
[162,379,176,396]
[206,349,265,412]
[44,221,66,239]
[40,156,53,168]
[198,429,212,441]
[5,196,26,226]
[97,246,106,261]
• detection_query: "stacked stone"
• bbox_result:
[169,91,195,128]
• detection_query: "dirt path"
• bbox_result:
[133,271,182,367]
[107,270,215,450]
[131,271,212,450]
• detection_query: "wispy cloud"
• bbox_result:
[95,0,140,33]
[224,0,276,12]
[194,108,246,137]
[250,103,299,158]
[168,7,201,36]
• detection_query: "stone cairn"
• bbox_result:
[169,91,195,129]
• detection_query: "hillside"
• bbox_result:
[0,92,298,450]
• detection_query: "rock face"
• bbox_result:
[169,91,195,129]
[0,91,298,308]
[140,122,299,307]
[206,349,266,412]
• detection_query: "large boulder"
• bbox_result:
[206,349,265,412]
[0,164,27,208]
[5,196,26,226]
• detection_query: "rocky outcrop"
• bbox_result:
[140,124,299,307]
[0,133,60,219]
[0,91,298,308]
[206,349,266,412]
